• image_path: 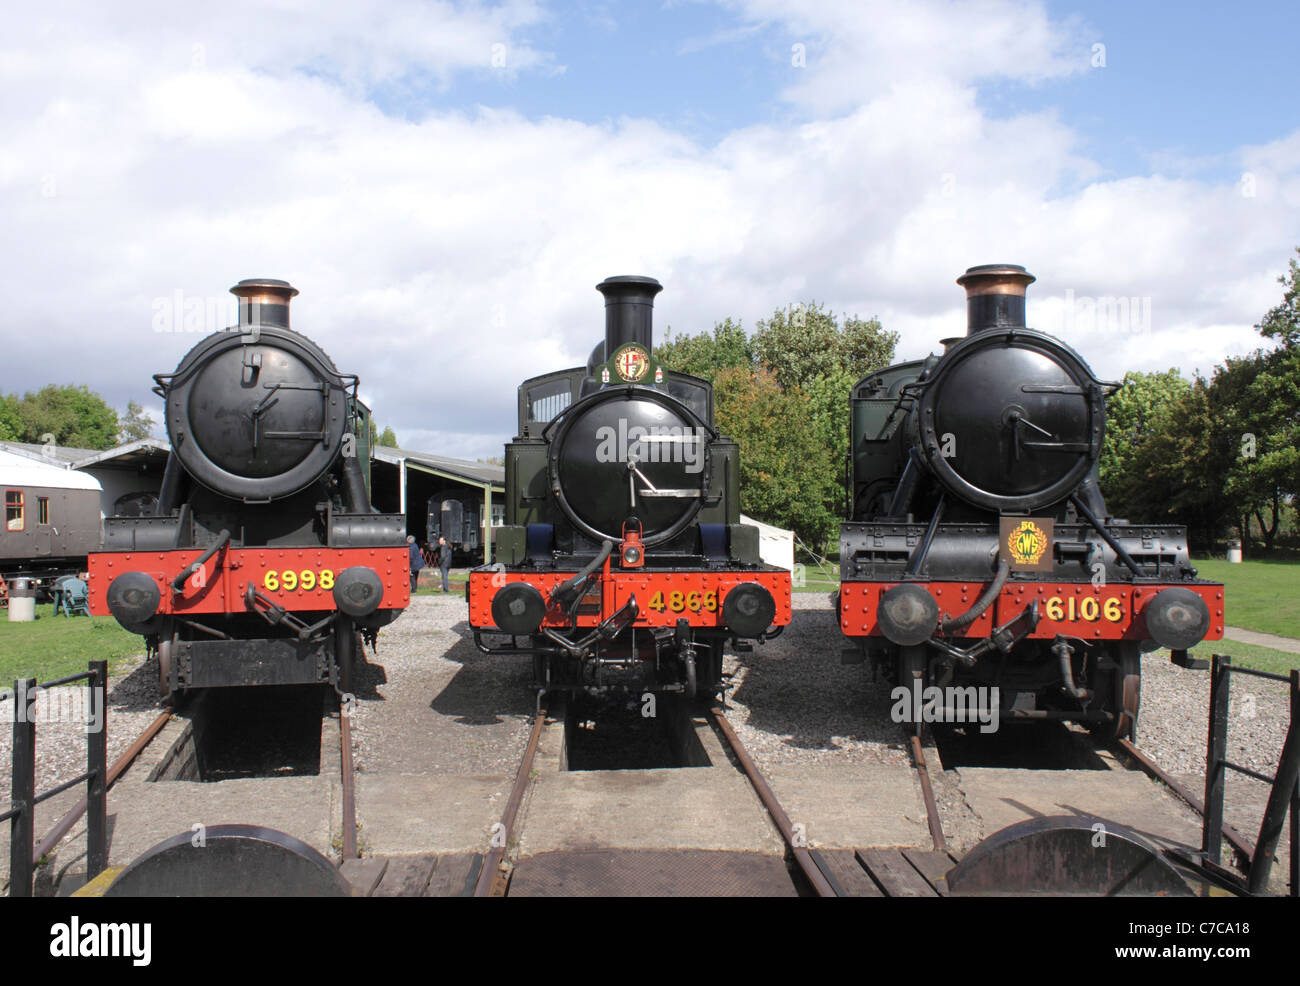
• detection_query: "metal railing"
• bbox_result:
[1202,655,1299,896]
[2,661,108,897]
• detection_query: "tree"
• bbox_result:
[0,395,21,442]
[377,426,399,448]
[657,303,898,547]
[7,385,119,450]
[1257,247,1300,347]
[753,303,897,391]
[1099,370,1192,520]
[655,318,754,380]
[712,367,838,548]
[119,401,157,442]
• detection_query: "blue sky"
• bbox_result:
[376,1,1300,185]
[2,0,1298,458]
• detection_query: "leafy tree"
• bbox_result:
[119,400,157,442]
[1257,247,1300,347]
[0,395,21,442]
[1099,370,1192,519]
[712,367,838,548]
[377,425,399,448]
[1137,375,1235,547]
[753,303,897,391]
[7,385,119,450]
[656,318,754,380]
[1219,346,1299,549]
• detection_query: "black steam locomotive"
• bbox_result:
[467,276,792,700]
[839,265,1223,739]
[89,279,409,697]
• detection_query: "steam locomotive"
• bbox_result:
[467,276,792,700]
[89,279,409,697]
[840,265,1224,740]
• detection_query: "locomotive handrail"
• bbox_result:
[549,539,613,609]
[939,558,1009,635]
[1067,493,1146,577]
[171,529,231,592]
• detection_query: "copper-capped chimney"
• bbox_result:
[231,278,298,329]
[955,264,1035,335]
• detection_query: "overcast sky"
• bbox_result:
[2,0,1297,460]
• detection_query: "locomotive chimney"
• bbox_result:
[955,264,1035,335]
[231,278,298,329]
[596,275,663,353]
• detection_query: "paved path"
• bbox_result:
[1223,626,1300,655]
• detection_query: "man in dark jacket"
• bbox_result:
[437,537,452,592]
[407,535,424,594]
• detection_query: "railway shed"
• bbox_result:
[370,446,505,564]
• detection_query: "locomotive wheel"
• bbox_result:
[690,640,725,705]
[157,634,175,700]
[1088,644,1141,742]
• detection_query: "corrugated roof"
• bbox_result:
[374,446,505,488]
[0,440,101,465]
[72,438,170,469]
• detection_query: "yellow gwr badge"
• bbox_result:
[1000,517,1054,571]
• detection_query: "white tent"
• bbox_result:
[740,513,795,571]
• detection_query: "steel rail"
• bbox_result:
[1114,738,1255,867]
[32,709,172,865]
[474,701,549,897]
[709,706,839,897]
[909,734,947,853]
[340,708,358,859]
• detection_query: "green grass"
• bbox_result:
[414,570,468,596]
[1177,641,1300,677]
[794,556,840,593]
[1191,558,1300,639]
[0,605,144,685]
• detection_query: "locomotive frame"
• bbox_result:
[839,265,1224,740]
[89,278,408,697]
[468,275,792,701]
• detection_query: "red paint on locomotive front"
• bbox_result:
[468,568,792,632]
[839,580,1224,642]
[88,546,410,616]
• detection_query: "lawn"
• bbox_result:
[1179,640,1299,677]
[1191,558,1299,639]
[0,605,145,686]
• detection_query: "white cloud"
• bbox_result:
[1,0,1296,462]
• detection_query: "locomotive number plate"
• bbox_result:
[263,569,336,593]
[648,590,718,614]
[1044,594,1123,623]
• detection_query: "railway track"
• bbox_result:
[466,695,959,898]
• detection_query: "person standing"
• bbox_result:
[407,535,425,594]
[437,536,453,592]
